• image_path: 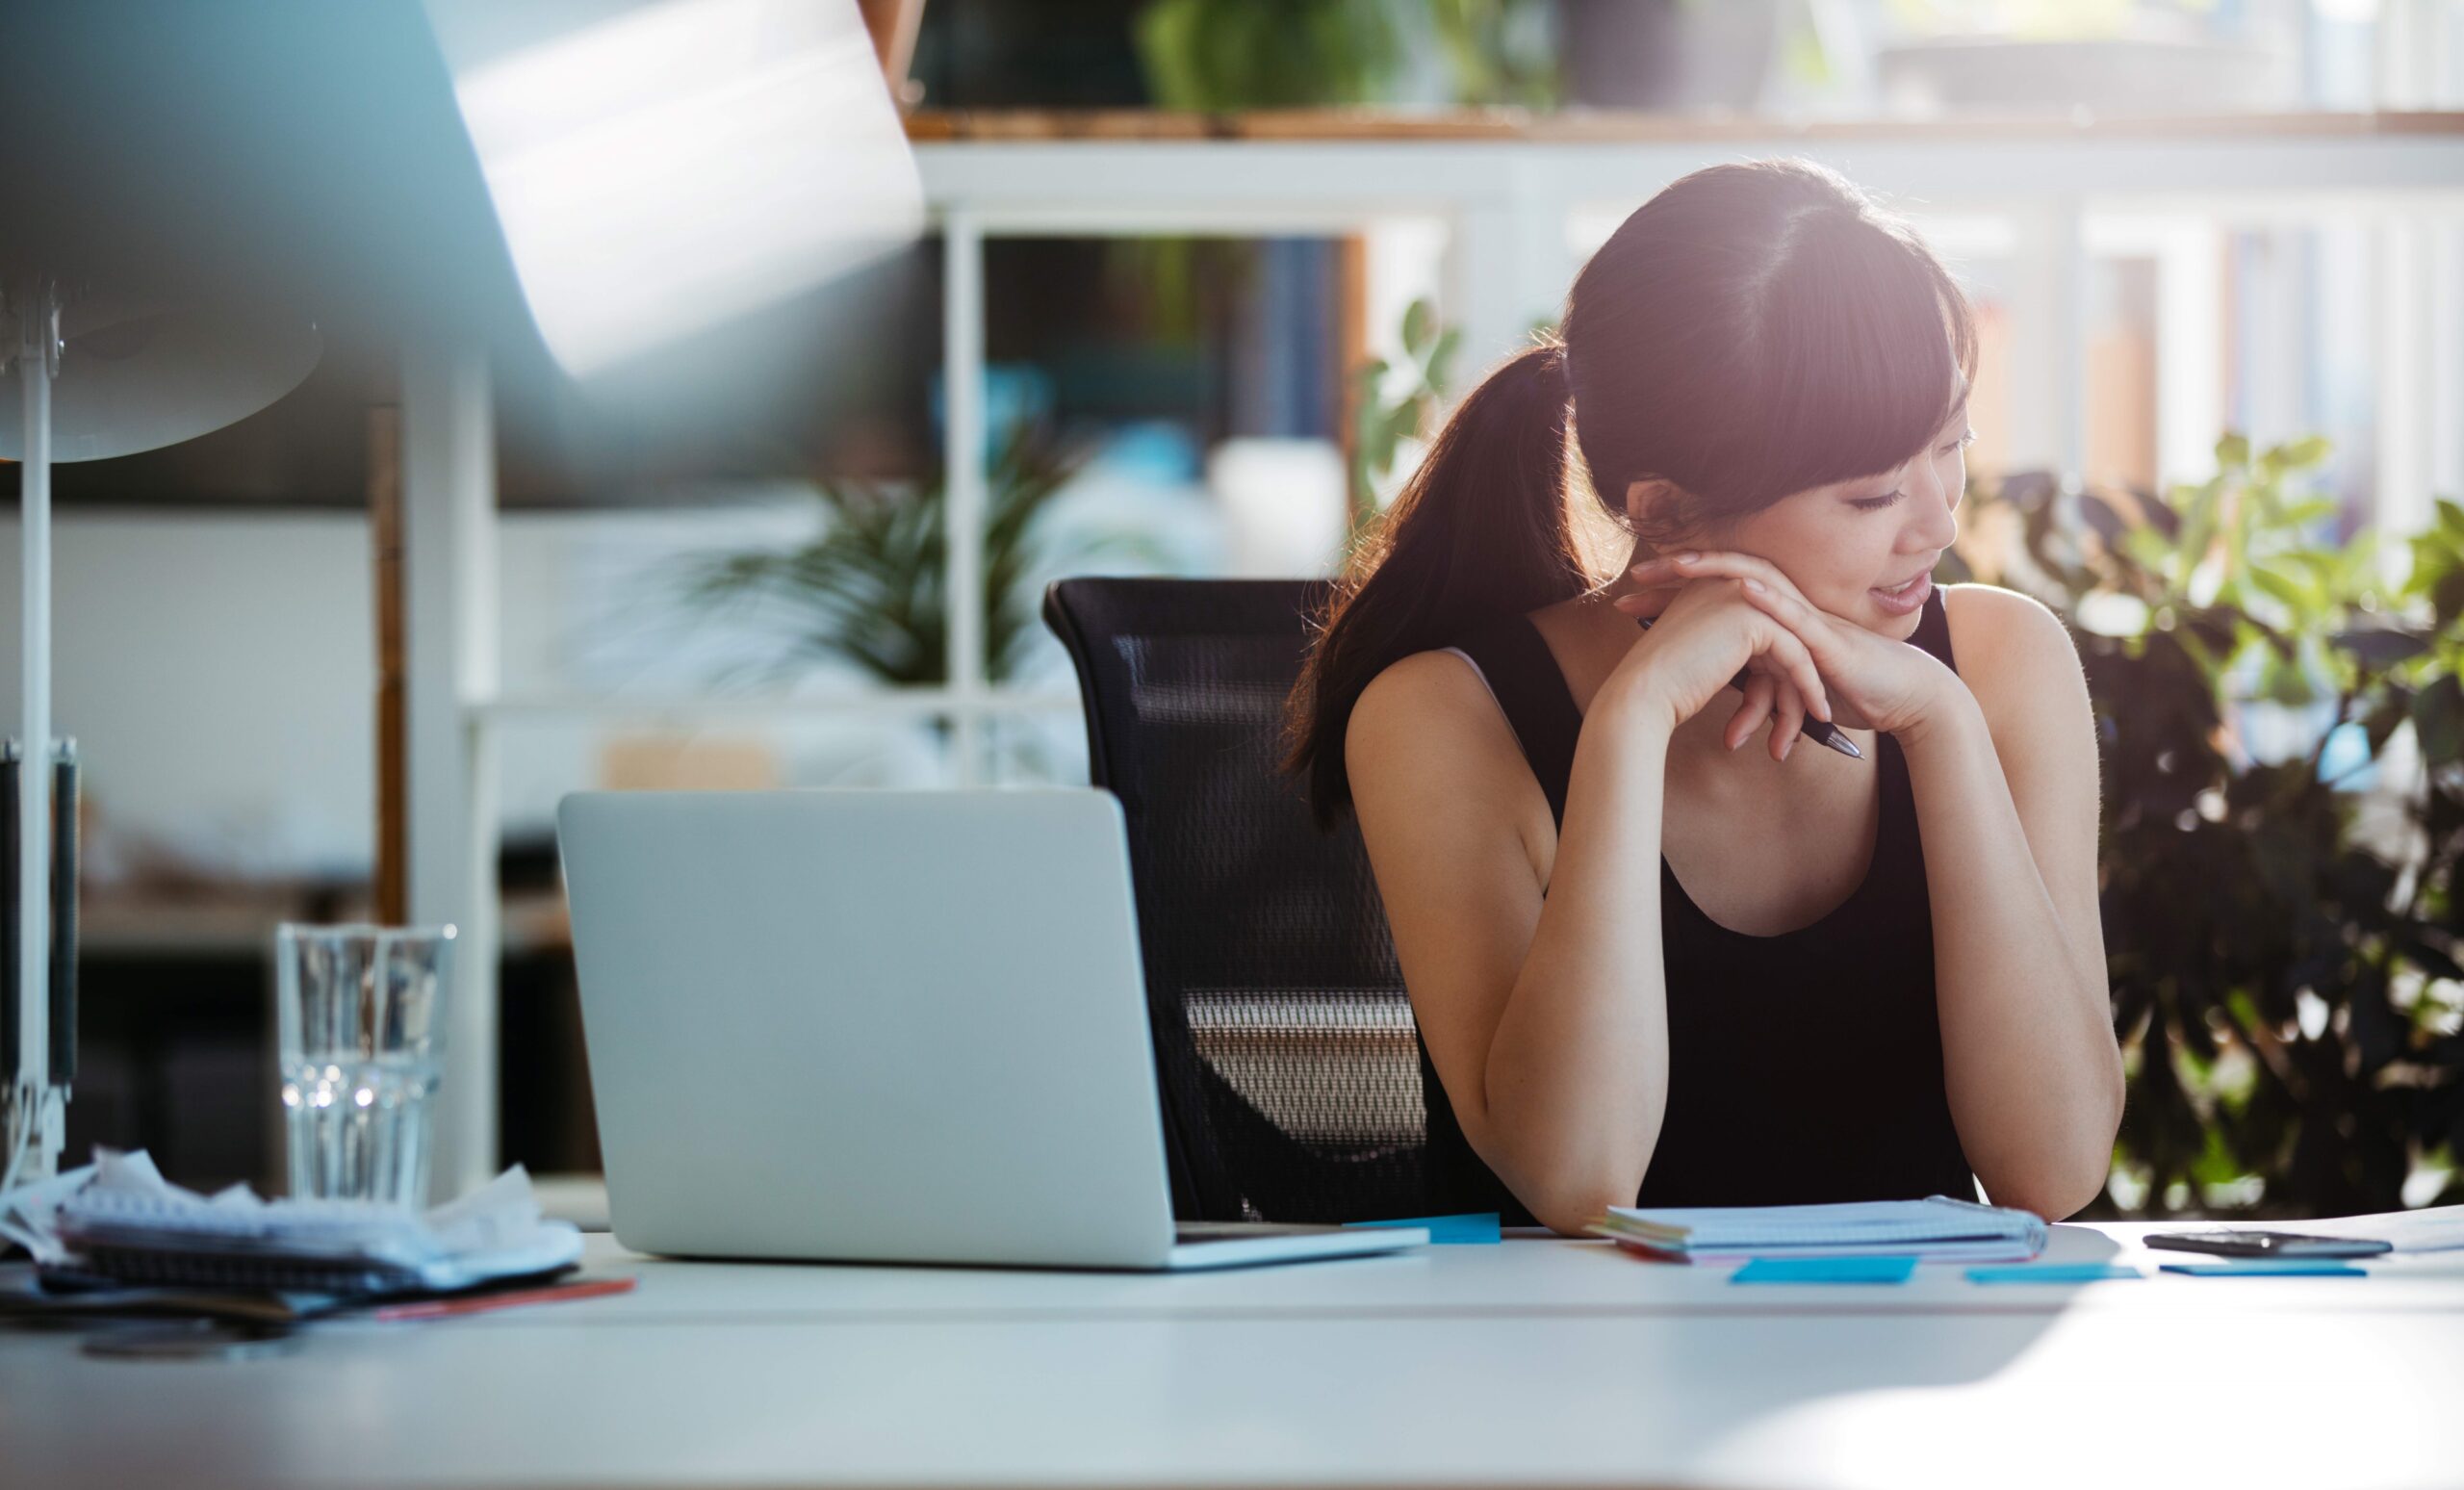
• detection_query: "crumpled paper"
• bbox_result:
[0,1148,580,1293]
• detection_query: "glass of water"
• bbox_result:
[275,923,456,1207]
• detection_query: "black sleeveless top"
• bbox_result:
[1419,588,1975,1222]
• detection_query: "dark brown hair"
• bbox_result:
[1282,157,1978,827]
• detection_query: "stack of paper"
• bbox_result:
[0,1148,581,1297]
[1592,1195,2048,1263]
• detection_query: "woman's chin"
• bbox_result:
[1847,606,1925,640]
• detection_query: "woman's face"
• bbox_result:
[1644,392,1972,642]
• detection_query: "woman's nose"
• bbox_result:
[1910,478,1960,552]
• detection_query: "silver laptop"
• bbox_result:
[555,787,1426,1270]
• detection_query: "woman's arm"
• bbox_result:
[1904,586,2123,1220]
[1348,652,1679,1235]
[1640,553,2125,1220]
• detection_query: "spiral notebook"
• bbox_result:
[1591,1195,2048,1263]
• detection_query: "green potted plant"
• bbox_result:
[1134,0,1557,111]
[1945,437,2464,1218]
[676,429,1167,691]
[1347,296,1460,537]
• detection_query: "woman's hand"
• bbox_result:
[1615,551,1963,741]
[1596,567,1835,760]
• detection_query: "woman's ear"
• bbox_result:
[1623,476,1687,541]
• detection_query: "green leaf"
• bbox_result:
[1133,0,1211,111]
[1383,400,1423,448]
[2246,564,2310,615]
[1401,298,1436,359]
[2259,652,2314,706]
[2363,689,2412,751]
[2398,935,2464,984]
[2437,568,2464,629]
[2215,431,2251,470]
[2175,482,2221,583]
[2328,629,2431,667]
[2415,675,2464,766]
[2275,434,2333,470]
[2279,499,2339,530]
[2120,525,2174,573]
[1365,421,1400,472]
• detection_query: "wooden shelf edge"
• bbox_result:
[906,107,2464,145]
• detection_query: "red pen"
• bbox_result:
[371,1275,638,1323]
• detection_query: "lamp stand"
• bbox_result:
[3,282,64,1191]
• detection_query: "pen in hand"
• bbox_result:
[1633,616,1864,761]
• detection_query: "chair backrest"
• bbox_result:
[1042,577,1429,1222]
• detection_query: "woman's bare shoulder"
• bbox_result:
[1939,582,2091,736]
[1349,648,1516,762]
[1348,648,1555,895]
[1940,582,2074,672]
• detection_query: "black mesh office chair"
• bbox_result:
[1042,578,1430,1222]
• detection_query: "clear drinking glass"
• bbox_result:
[275,923,456,1207]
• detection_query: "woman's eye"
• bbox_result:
[1853,430,1974,512]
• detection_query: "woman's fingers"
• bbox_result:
[1632,552,1855,676]
[1726,673,1775,751]
[1608,582,1686,625]
[1734,577,1852,676]
[1758,619,1833,723]
[1769,680,1807,762]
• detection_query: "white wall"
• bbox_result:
[0,469,1212,881]
[0,513,376,879]
[0,502,817,882]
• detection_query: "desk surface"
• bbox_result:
[6,1221,2460,1490]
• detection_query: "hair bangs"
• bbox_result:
[1730,213,1975,507]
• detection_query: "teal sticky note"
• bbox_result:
[2158,1261,2368,1277]
[1966,1264,2143,1284]
[1347,1212,1500,1245]
[1732,1256,1916,1284]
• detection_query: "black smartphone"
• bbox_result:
[2144,1229,2393,1259]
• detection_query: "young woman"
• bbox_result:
[1283,159,2123,1235]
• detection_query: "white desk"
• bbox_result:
[5,1221,2460,1490]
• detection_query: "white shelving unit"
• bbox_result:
[413,111,2464,1197]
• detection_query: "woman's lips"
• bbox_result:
[1869,572,1933,617]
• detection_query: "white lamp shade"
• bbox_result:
[424,0,923,378]
[0,295,321,463]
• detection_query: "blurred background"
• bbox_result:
[6,0,2462,1222]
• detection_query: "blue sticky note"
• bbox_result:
[1732,1256,1917,1284]
[2158,1260,2368,1278]
[1966,1264,2143,1284]
[1347,1212,1501,1245]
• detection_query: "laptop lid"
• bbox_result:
[556,787,1180,1269]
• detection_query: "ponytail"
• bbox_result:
[1282,340,1590,829]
